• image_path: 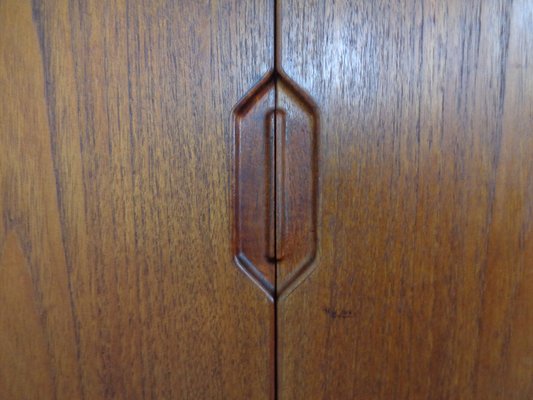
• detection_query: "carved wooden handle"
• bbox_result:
[233,73,318,299]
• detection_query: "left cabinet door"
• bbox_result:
[0,1,274,399]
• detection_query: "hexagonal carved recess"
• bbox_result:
[233,72,318,300]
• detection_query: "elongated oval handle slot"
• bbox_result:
[266,110,277,262]
[266,108,287,263]
[275,109,287,261]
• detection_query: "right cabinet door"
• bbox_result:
[278,1,533,398]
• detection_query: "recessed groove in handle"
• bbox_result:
[275,109,286,261]
[266,110,276,262]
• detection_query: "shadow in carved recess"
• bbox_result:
[233,71,318,300]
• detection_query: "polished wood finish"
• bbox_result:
[0,0,275,398]
[3,0,532,398]
[278,0,533,399]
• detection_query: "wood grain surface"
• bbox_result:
[278,0,533,399]
[0,0,275,398]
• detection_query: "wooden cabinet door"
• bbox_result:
[278,0,533,399]
[2,0,533,399]
[0,0,275,398]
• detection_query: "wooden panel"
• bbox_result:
[278,0,533,399]
[0,0,274,398]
